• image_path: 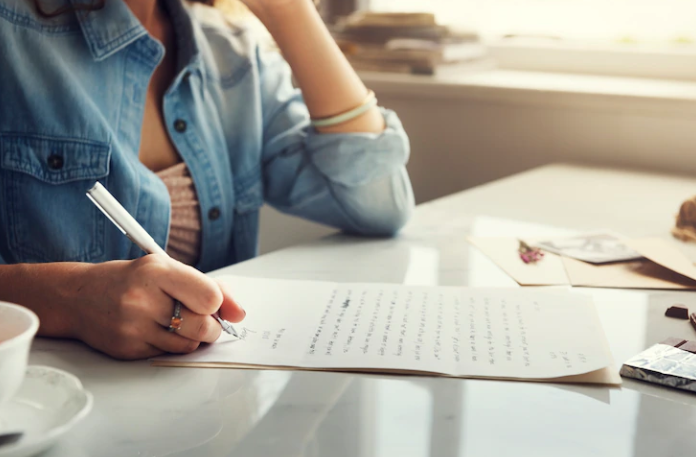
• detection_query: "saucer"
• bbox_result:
[0,366,93,457]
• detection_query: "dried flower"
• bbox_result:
[518,240,544,264]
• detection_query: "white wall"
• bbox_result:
[259,75,696,254]
[381,90,696,204]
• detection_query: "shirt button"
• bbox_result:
[47,154,64,170]
[208,207,221,221]
[174,119,187,133]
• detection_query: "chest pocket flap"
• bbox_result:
[1,134,110,184]
[0,133,111,263]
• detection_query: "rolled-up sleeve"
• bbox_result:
[259,47,415,236]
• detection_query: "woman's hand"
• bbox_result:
[70,255,245,360]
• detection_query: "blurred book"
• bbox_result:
[340,40,487,65]
[332,11,491,76]
[347,56,496,76]
[342,11,438,27]
[333,12,479,44]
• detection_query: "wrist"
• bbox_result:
[52,263,89,339]
[10,262,94,340]
[54,262,108,340]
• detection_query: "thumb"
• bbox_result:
[215,279,246,323]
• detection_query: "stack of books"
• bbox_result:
[332,12,492,75]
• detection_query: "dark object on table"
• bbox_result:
[691,313,696,332]
[661,337,687,347]
[620,338,696,393]
[666,304,689,319]
[680,341,696,354]
[0,432,23,448]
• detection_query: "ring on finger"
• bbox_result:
[168,300,183,332]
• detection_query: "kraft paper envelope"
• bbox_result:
[468,236,696,290]
[561,256,696,289]
[623,238,696,282]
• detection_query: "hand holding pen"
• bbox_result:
[83,183,244,358]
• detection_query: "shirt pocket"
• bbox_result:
[233,178,264,262]
[0,133,111,263]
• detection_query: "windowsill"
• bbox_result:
[486,41,696,81]
[360,69,696,117]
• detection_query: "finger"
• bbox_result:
[154,305,221,343]
[215,279,246,323]
[141,255,223,315]
[148,325,202,354]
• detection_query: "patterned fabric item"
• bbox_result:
[620,343,696,393]
[156,162,201,266]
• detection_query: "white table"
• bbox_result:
[31,164,696,457]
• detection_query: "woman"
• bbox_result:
[0,0,413,359]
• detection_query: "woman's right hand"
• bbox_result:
[70,254,245,360]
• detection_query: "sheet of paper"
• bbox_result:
[533,231,642,264]
[154,276,616,382]
[468,237,570,286]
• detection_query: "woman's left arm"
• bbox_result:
[242,0,385,134]
[242,0,415,236]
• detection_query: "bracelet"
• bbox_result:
[310,90,378,128]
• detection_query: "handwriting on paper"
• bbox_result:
[157,277,611,380]
[302,285,589,375]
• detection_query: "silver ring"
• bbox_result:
[168,301,183,332]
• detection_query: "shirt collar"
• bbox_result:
[70,0,147,61]
[71,0,203,75]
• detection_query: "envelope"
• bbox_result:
[468,237,569,286]
[468,236,696,290]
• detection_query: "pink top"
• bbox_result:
[155,162,202,266]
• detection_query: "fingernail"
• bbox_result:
[242,308,247,318]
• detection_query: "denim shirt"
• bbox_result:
[0,0,414,272]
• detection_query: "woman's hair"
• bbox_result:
[33,0,220,18]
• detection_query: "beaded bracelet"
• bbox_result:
[310,90,378,128]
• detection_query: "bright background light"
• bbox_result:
[369,0,696,45]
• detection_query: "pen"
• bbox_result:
[86,182,239,338]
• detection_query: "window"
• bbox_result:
[368,0,696,48]
[366,0,696,79]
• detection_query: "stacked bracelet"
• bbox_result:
[310,90,378,128]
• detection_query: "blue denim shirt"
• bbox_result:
[0,0,414,272]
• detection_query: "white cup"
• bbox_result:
[0,302,39,406]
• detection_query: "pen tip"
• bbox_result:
[216,316,239,338]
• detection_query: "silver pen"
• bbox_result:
[86,182,239,338]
